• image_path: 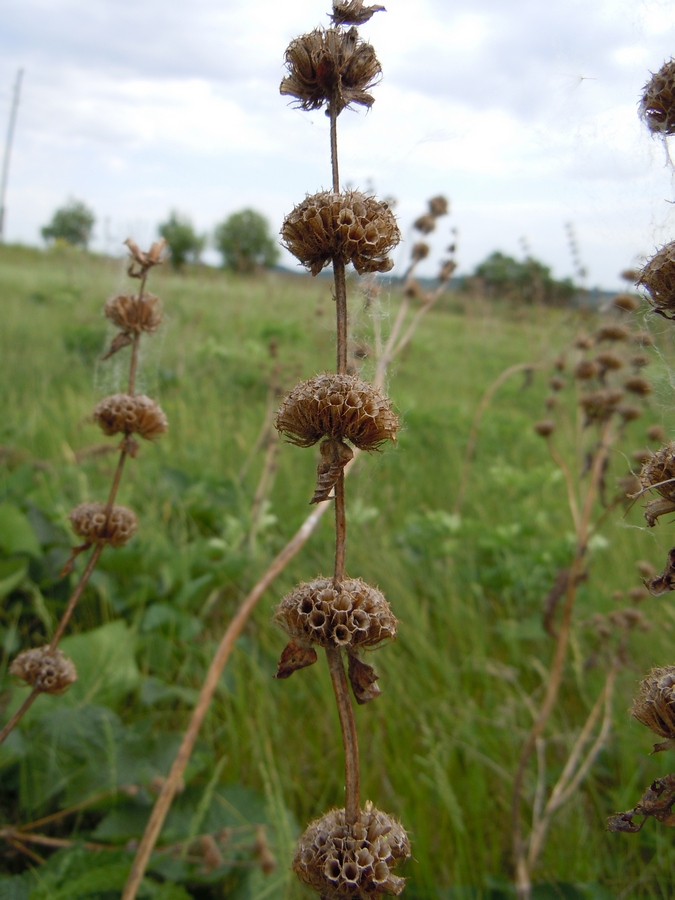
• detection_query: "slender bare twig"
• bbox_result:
[326,646,360,825]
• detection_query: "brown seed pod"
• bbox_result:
[275,374,398,449]
[596,351,624,371]
[10,646,77,694]
[647,424,666,443]
[631,353,650,370]
[612,292,641,312]
[69,502,138,548]
[633,330,655,348]
[632,666,675,751]
[640,443,675,525]
[578,388,624,424]
[640,60,675,135]
[411,242,429,262]
[534,420,555,438]
[104,293,162,334]
[413,213,435,234]
[274,576,397,652]
[574,359,600,381]
[311,438,354,504]
[617,404,642,422]
[549,375,565,391]
[624,376,653,396]
[281,191,400,276]
[632,448,654,465]
[637,243,675,318]
[93,394,168,440]
[574,334,594,350]
[280,27,381,114]
[595,324,631,342]
[293,804,410,899]
[427,195,449,217]
[330,0,385,26]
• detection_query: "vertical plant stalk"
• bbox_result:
[326,646,360,825]
[511,419,614,900]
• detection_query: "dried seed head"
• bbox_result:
[596,351,624,371]
[628,585,650,604]
[293,805,410,899]
[69,502,138,547]
[596,323,631,342]
[104,293,162,334]
[427,195,449,217]
[125,238,167,278]
[280,27,381,114]
[411,242,430,262]
[637,244,675,317]
[549,375,565,391]
[545,395,558,410]
[330,0,386,26]
[438,259,457,282]
[534,419,555,438]
[275,576,397,651]
[647,424,666,443]
[281,191,400,276]
[93,394,168,440]
[578,388,624,424]
[633,330,655,347]
[632,667,675,749]
[632,448,654,465]
[10,646,77,694]
[624,376,653,396]
[645,548,675,596]
[641,60,675,135]
[640,443,675,524]
[612,292,641,312]
[618,404,642,422]
[574,334,594,350]
[275,374,398,449]
[413,213,435,235]
[574,359,600,381]
[632,354,650,370]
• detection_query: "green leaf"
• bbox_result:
[0,503,41,557]
[61,621,140,707]
[0,558,27,601]
[0,875,30,900]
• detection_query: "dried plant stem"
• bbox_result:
[454,363,538,516]
[330,102,340,192]
[127,274,147,394]
[511,420,614,900]
[546,440,581,533]
[333,471,347,584]
[0,688,39,746]
[326,646,360,825]
[334,259,348,375]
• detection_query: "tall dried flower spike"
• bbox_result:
[330,0,386,26]
[281,190,400,276]
[632,666,675,751]
[280,27,381,114]
[640,60,675,135]
[69,502,138,548]
[637,243,675,318]
[293,805,410,899]
[10,646,77,694]
[274,373,398,449]
[93,394,168,440]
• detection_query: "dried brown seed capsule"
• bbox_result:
[69,502,138,548]
[274,576,397,653]
[311,438,354,504]
[641,60,675,135]
[574,334,594,350]
[612,292,641,312]
[104,293,162,334]
[293,805,410,899]
[637,559,657,579]
[595,324,631,342]
[647,424,666,442]
[618,404,642,422]
[633,330,655,347]
[93,393,168,440]
[281,191,400,276]
[438,259,457,282]
[574,359,600,381]
[632,448,654,465]
[628,585,650,604]
[545,395,558,410]
[631,354,650,370]
[637,244,675,317]
[275,374,398,449]
[534,419,555,438]
[554,355,566,372]
[413,213,435,234]
[427,195,449,217]
[404,279,426,301]
[549,376,565,391]
[632,666,675,751]
[411,242,429,262]
[280,27,381,114]
[330,0,385,26]
[624,376,652,396]
[645,548,675,596]
[578,388,624,424]
[596,351,624,371]
[10,646,77,694]
[640,443,675,525]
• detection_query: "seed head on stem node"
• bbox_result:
[10,647,77,694]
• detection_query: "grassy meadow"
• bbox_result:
[2,243,675,899]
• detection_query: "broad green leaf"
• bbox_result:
[0,503,41,557]
[0,558,27,601]
[61,621,140,707]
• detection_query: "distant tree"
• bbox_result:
[469,251,576,306]
[158,210,205,270]
[41,199,95,249]
[214,209,279,273]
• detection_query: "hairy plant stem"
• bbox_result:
[511,419,614,900]
[326,646,361,825]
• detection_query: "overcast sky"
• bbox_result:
[2,0,675,288]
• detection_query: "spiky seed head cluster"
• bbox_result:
[596,351,624,371]
[632,667,675,746]
[639,443,675,525]
[10,646,77,694]
[534,420,555,438]
[275,374,398,449]
[69,502,137,548]
[281,191,400,276]
[293,805,410,899]
[330,0,385,26]
[280,27,381,114]
[275,577,396,650]
[637,244,675,317]
[625,375,653,396]
[93,394,168,440]
[104,293,162,334]
[578,388,624,424]
[612,292,641,312]
[640,60,675,135]
[595,324,631,342]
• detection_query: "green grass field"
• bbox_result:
[2,243,675,899]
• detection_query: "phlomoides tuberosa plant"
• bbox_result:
[0,238,169,748]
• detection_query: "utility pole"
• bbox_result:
[0,69,24,243]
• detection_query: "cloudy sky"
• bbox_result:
[2,0,675,287]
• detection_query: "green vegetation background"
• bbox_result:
[1,244,675,898]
